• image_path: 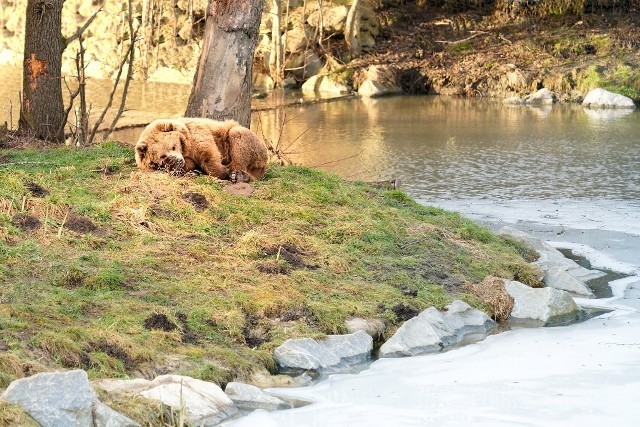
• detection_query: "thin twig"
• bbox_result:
[435,31,489,45]
[64,2,105,48]
[309,150,364,168]
[102,0,138,142]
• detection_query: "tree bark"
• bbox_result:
[268,0,283,87]
[19,0,65,141]
[185,0,265,128]
[345,0,361,59]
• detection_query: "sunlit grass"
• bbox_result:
[0,142,540,423]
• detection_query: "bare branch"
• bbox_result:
[102,0,138,141]
[64,2,106,49]
[435,31,489,45]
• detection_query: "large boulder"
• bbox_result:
[378,300,497,358]
[225,382,291,411]
[307,5,348,34]
[274,330,373,374]
[543,266,594,298]
[302,75,351,95]
[505,280,582,326]
[522,88,557,105]
[0,370,138,427]
[95,375,237,426]
[357,65,402,98]
[582,88,636,109]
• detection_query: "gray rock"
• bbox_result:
[274,330,373,374]
[302,75,351,94]
[357,65,402,98]
[523,88,557,105]
[499,226,604,283]
[139,375,237,426]
[582,88,636,109]
[225,382,291,411]
[505,280,582,326]
[345,317,386,337]
[379,300,497,358]
[1,370,138,427]
[96,374,236,426]
[1,370,95,427]
[93,400,140,427]
[307,5,348,34]
[543,266,594,297]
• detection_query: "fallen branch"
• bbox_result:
[436,31,489,45]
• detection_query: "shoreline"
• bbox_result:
[225,199,640,426]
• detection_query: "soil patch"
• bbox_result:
[260,244,315,270]
[11,213,41,232]
[401,288,418,297]
[257,262,289,275]
[243,313,271,348]
[176,312,199,344]
[64,213,99,234]
[182,192,209,211]
[392,303,420,321]
[144,313,178,332]
[279,305,314,322]
[225,182,255,197]
[88,340,135,369]
[149,204,177,219]
[24,181,49,197]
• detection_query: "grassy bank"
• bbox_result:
[0,141,539,423]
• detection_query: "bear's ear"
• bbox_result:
[153,120,190,141]
[135,142,147,158]
[154,121,177,133]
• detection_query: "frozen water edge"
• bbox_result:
[224,199,640,427]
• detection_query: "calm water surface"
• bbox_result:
[253,96,640,201]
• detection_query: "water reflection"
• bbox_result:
[254,96,640,201]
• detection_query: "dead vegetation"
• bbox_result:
[467,276,515,322]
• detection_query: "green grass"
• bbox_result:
[0,142,540,424]
[578,63,640,101]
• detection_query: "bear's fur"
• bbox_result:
[134,118,269,182]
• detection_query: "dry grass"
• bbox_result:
[466,276,514,322]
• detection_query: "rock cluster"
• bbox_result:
[274,330,373,374]
[378,300,497,358]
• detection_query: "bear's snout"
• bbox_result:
[160,154,185,171]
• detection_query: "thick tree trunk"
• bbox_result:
[185,0,265,128]
[19,0,65,141]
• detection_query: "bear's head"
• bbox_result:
[135,120,190,173]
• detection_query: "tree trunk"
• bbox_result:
[268,0,283,87]
[185,0,265,128]
[345,0,361,59]
[19,0,65,141]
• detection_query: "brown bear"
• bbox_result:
[134,117,269,183]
